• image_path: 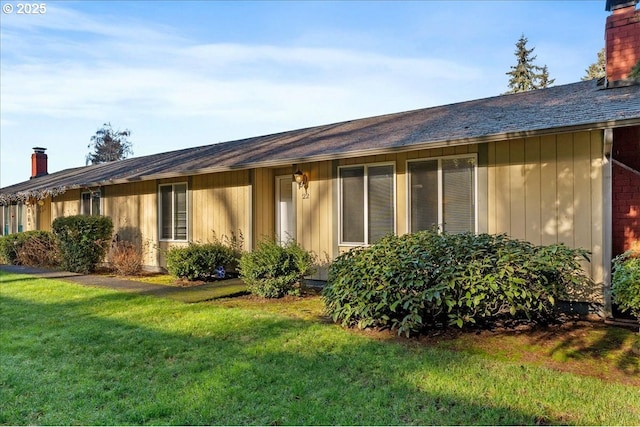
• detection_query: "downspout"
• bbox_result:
[602,128,614,318]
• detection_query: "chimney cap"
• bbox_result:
[606,0,637,11]
[32,147,47,153]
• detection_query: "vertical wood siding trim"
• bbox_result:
[556,134,575,246]
[540,135,558,245]
[524,137,542,245]
[494,141,511,234]
[573,132,593,275]
[487,142,496,234]
[477,143,489,234]
[509,139,526,240]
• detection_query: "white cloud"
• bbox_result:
[0,3,501,187]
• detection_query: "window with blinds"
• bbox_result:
[409,155,476,234]
[340,164,395,245]
[159,183,188,241]
[81,191,101,216]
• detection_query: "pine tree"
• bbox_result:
[582,48,606,81]
[537,65,555,89]
[505,34,554,93]
[86,123,133,165]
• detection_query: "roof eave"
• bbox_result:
[111,118,640,183]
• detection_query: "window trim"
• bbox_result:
[158,182,189,242]
[406,153,478,234]
[80,190,101,216]
[338,162,396,246]
[2,203,25,235]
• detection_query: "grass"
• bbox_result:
[1,271,639,425]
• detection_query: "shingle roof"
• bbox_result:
[2,79,640,204]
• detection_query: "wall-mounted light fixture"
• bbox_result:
[293,170,308,195]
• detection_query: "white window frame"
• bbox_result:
[3,203,25,235]
[158,182,188,242]
[81,190,101,216]
[406,154,478,234]
[338,162,396,246]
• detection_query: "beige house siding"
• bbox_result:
[51,189,82,218]
[103,181,159,268]
[41,131,605,291]
[253,167,275,244]
[293,161,335,281]
[191,170,251,249]
[486,131,604,287]
[36,197,52,232]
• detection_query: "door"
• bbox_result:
[275,175,296,243]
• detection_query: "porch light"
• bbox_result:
[293,170,308,193]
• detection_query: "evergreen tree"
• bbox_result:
[537,65,555,89]
[630,60,640,80]
[505,34,554,93]
[86,123,133,165]
[582,48,606,81]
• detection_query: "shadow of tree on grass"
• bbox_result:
[1,285,638,425]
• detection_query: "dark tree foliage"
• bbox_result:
[505,34,555,94]
[631,60,640,81]
[86,122,133,165]
[582,48,606,81]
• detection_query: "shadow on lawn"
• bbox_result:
[544,322,639,377]
[0,289,574,426]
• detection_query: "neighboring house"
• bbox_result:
[1,1,639,316]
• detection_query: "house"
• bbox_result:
[2,1,639,316]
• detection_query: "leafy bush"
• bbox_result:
[52,215,113,273]
[239,238,316,298]
[611,249,640,324]
[0,230,59,267]
[108,240,143,276]
[323,230,591,336]
[166,242,236,281]
[0,234,21,265]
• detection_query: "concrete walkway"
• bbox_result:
[0,264,247,302]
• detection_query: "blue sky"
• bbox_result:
[1,0,607,187]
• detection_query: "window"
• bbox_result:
[81,191,101,216]
[408,155,476,234]
[2,203,24,235]
[159,183,187,241]
[339,164,395,245]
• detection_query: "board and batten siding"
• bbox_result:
[50,189,82,219]
[103,181,159,268]
[191,170,251,251]
[486,131,604,289]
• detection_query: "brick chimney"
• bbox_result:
[605,0,640,86]
[31,147,48,179]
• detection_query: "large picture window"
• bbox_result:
[81,191,101,216]
[408,155,476,234]
[159,183,187,241]
[339,163,395,245]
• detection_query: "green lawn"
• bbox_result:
[1,271,639,425]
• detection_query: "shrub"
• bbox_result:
[0,230,59,267]
[323,230,591,336]
[0,234,20,264]
[239,238,316,298]
[611,249,640,326]
[52,215,113,274]
[108,240,143,276]
[166,242,236,281]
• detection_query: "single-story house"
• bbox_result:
[2,1,639,316]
